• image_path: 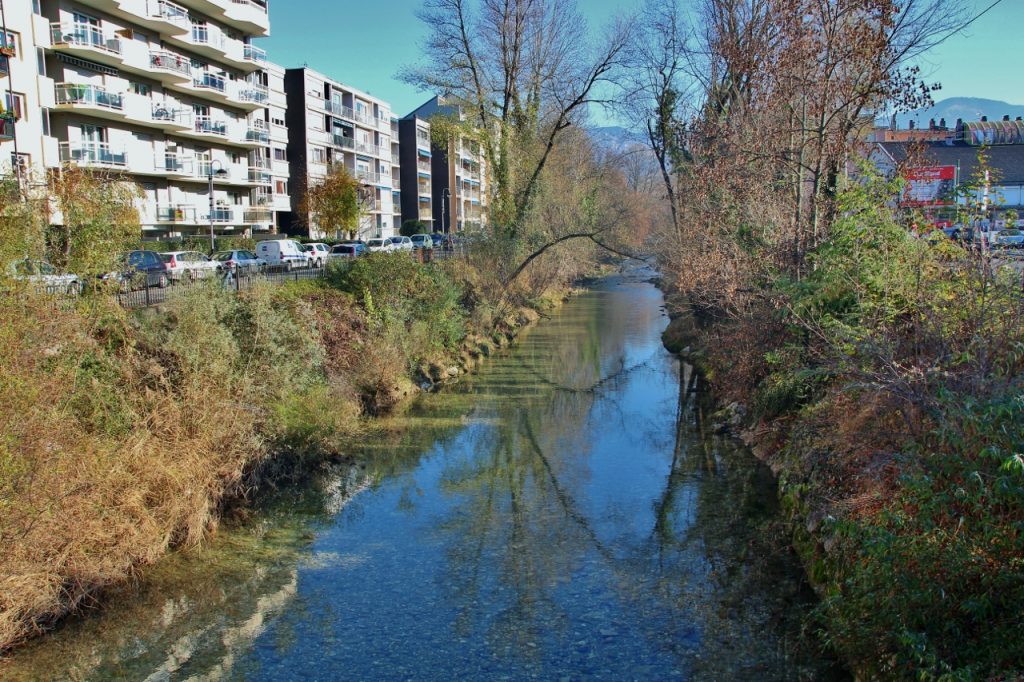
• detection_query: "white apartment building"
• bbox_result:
[0,2,59,177]
[6,0,285,240]
[389,116,400,231]
[406,95,488,234]
[283,67,396,239]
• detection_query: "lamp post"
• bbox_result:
[207,159,228,252]
[442,187,451,234]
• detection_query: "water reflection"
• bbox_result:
[4,271,845,681]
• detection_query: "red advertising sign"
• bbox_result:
[902,165,956,207]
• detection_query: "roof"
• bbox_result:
[877,141,1024,185]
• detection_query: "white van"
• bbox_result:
[255,239,310,270]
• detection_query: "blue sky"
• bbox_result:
[258,0,1022,125]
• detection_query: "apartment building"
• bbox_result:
[283,67,396,239]
[405,95,487,234]
[397,114,434,232]
[0,3,59,177]
[7,0,284,240]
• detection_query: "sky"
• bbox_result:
[257,0,1024,126]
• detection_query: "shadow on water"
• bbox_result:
[3,267,848,681]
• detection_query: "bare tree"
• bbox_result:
[402,0,631,235]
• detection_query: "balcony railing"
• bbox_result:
[246,121,269,143]
[195,116,227,136]
[157,153,194,174]
[244,207,272,222]
[391,154,400,165]
[332,133,354,149]
[51,23,121,54]
[156,204,196,223]
[55,83,123,110]
[239,88,269,105]
[150,0,189,26]
[152,104,190,126]
[418,183,432,196]
[208,207,234,223]
[356,170,382,185]
[248,167,272,183]
[193,72,226,92]
[150,50,191,76]
[417,161,431,174]
[355,141,382,157]
[353,108,374,126]
[243,44,267,63]
[231,0,268,14]
[60,142,127,167]
[327,101,354,119]
[416,133,430,148]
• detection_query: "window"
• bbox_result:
[2,31,18,57]
[271,116,284,127]
[312,147,326,164]
[11,153,29,179]
[131,82,150,96]
[3,92,24,119]
[273,148,286,161]
[275,180,288,195]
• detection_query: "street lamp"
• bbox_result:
[207,159,228,252]
[442,187,451,234]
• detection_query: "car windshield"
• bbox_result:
[368,239,384,246]
[213,252,232,261]
[158,254,173,263]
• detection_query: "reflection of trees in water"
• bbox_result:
[3,467,372,681]
[434,355,841,679]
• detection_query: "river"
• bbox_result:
[3,270,846,681]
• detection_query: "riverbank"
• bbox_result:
[1,267,845,680]
[659,284,1024,680]
[0,253,581,654]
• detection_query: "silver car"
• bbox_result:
[159,251,219,282]
[7,259,80,295]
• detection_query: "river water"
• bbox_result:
[4,271,846,681]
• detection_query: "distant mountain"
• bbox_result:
[588,126,647,155]
[894,98,1024,128]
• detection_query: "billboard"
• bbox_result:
[902,166,957,207]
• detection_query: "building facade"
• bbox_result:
[0,0,287,241]
[397,113,433,232]
[406,95,487,234]
[283,67,396,240]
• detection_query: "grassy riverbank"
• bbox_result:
[0,251,583,654]
[659,197,1024,679]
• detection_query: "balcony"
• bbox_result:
[356,170,383,185]
[149,50,191,81]
[246,119,269,144]
[50,23,123,68]
[243,207,272,222]
[156,153,195,176]
[416,134,431,150]
[208,207,234,223]
[355,141,382,157]
[418,183,432,197]
[194,115,228,137]
[145,0,190,33]
[417,161,431,175]
[243,44,267,64]
[391,154,400,166]
[326,101,355,119]
[193,72,227,94]
[155,204,197,224]
[54,83,123,112]
[331,133,354,150]
[60,142,127,168]
[238,86,269,106]
[151,104,191,130]
[248,166,272,184]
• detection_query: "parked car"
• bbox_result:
[212,250,267,274]
[159,251,219,282]
[104,250,169,290]
[255,239,310,270]
[302,242,331,268]
[330,243,367,259]
[410,234,432,250]
[430,233,447,248]
[7,259,80,295]
[994,229,1024,248]
[366,238,393,253]
[389,236,414,251]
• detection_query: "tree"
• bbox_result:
[49,166,141,277]
[401,220,428,237]
[403,0,631,236]
[301,164,362,239]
